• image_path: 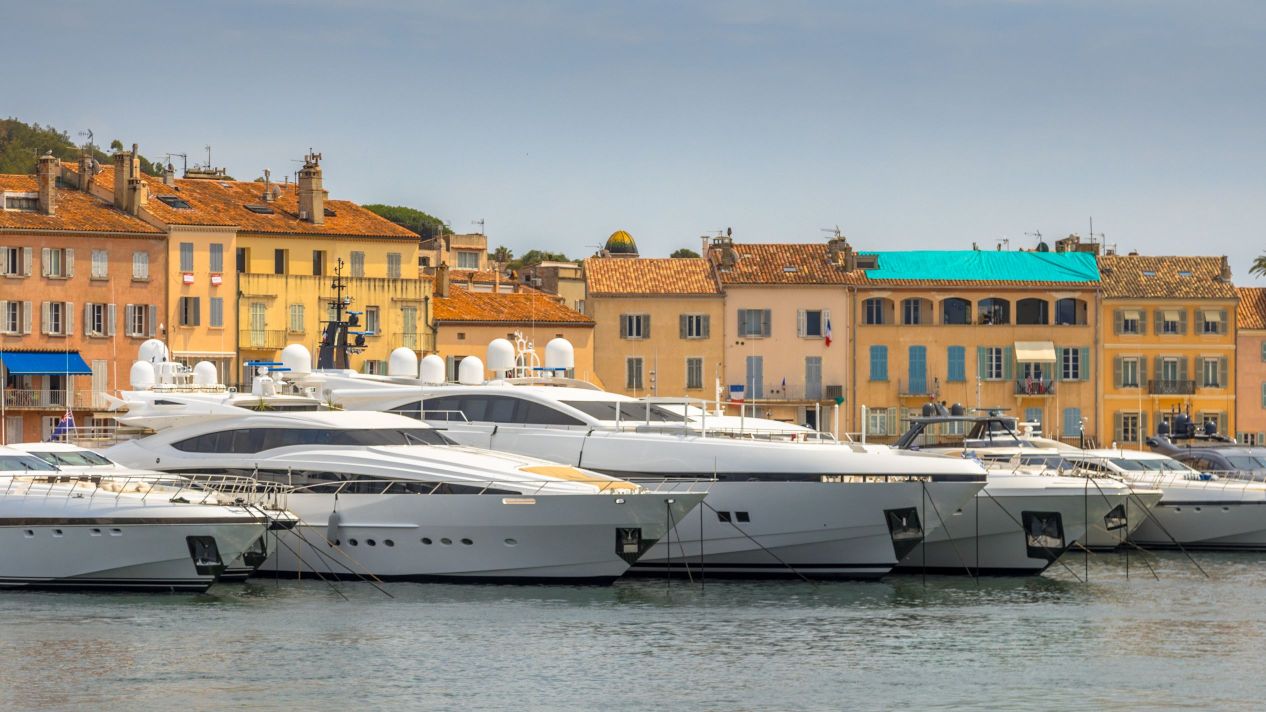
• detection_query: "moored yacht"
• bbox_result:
[0,446,273,592]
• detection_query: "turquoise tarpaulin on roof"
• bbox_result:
[863,250,1100,282]
[0,351,92,375]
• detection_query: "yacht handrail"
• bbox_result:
[0,470,289,510]
[282,476,712,497]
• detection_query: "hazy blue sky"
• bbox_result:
[6,1,1264,278]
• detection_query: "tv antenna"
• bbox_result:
[78,129,94,152]
[165,153,188,175]
[472,219,485,235]
[204,145,212,169]
[820,225,843,239]
[1087,217,1105,244]
[996,237,1011,251]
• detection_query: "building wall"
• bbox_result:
[588,294,725,399]
[434,323,598,386]
[1099,298,1237,448]
[237,234,420,280]
[0,231,165,443]
[166,225,238,381]
[1236,330,1266,443]
[852,287,1098,443]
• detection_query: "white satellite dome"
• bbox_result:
[419,354,446,384]
[137,339,169,365]
[280,344,312,374]
[545,337,575,370]
[192,361,218,386]
[457,356,485,385]
[129,361,156,389]
[388,347,419,377]
[486,338,515,375]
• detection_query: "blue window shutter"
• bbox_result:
[947,346,965,382]
[977,346,987,380]
[1002,346,1014,381]
[1079,347,1090,381]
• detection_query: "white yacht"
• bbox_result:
[103,398,705,584]
[1067,449,1266,550]
[282,338,988,581]
[0,446,272,592]
[892,414,1161,574]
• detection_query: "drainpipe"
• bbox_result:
[1094,286,1102,447]
[848,285,858,436]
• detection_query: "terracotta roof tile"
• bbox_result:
[1238,287,1266,330]
[1098,255,1236,300]
[434,286,593,325]
[584,257,721,295]
[0,174,161,234]
[64,164,416,239]
[715,244,865,285]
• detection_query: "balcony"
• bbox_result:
[1015,379,1055,396]
[2,390,101,410]
[897,379,931,398]
[392,331,427,352]
[1148,379,1195,395]
[240,330,289,350]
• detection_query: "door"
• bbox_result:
[805,356,822,400]
[745,356,763,399]
[249,302,266,348]
[91,359,108,409]
[908,346,927,395]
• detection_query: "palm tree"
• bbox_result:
[1252,254,1266,278]
[492,245,513,272]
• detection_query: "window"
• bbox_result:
[941,298,971,325]
[43,301,67,335]
[87,303,106,336]
[985,347,1004,380]
[401,306,419,349]
[681,314,709,339]
[686,357,703,390]
[1121,357,1140,388]
[209,297,224,328]
[1063,408,1082,439]
[274,248,288,275]
[737,309,770,337]
[2,301,29,334]
[978,298,1009,325]
[288,304,305,333]
[1021,362,1044,382]
[869,345,888,381]
[901,299,924,325]
[456,251,480,270]
[620,314,650,339]
[863,298,887,325]
[805,356,822,399]
[1120,412,1141,444]
[626,357,644,390]
[1201,357,1225,388]
[313,250,326,276]
[171,427,452,454]
[798,309,824,337]
[745,355,763,398]
[244,204,275,215]
[42,247,72,278]
[178,296,200,327]
[125,304,155,337]
[1200,310,1225,335]
[1119,309,1142,334]
[2,246,30,276]
[1160,309,1182,334]
[387,253,402,279]
[4,195,37,211]
[236,247,248,273]
[157,195,191,209]
[179,242,194,272]
[90,249,108,279]
[1160,357,1180,383]
[947,346,966,382]
[210,243,224,273]
[1061,347,1083,381]
[1016,298,1048,325]
[1054,298,1084,325]
[365,306,380,335]
[866,407,895,436]
[350,251,365,278]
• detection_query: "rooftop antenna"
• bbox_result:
[77,129,94,153]
[165,153,188,175]
[1087,217,1105,244]
[472,219,485,235]
[996,237,1011,251]
[204,145,212,170]
[820,225,843,239]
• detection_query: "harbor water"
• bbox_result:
[3,551,1265,711]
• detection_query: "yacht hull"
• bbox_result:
[628,480,984,580]
[258,491,704,584]
[1131,500,1266,550]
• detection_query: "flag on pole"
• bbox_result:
[50,407,75,442]
[780,376,786,393]
[824,315,833,347]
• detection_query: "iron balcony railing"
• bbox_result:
[2,389,102,410]
[1015,378,1056,396]
[1148,379,1195,395]
[240,329,289,350]
[392,331,425,352]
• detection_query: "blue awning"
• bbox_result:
[0,351,92,375]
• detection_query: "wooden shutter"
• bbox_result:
[1219,357,1228,388]
[40,301,49,334]
[0,300,6,331]
[619,314,629,338]
[1079,347,1090,381]
[22,301,31,334]
[64,302,73,335]
[679,314,688,339]
[796,309,806,337]
[701,315,710,338]
[41,248,51,277]
[194,297,201,326]
[1177,309,1187,335]
[1220,309,1229,335]
[20,247,30,275]
[1113,412,1123,444]
[1153,310,1163,334]
[146,304,157,337]
[977,346,987,379]
[108,304,116,336]
[83,302,92,335]
[65,249,74,277]
[1179,356,1188,382]
[0,247,6,276]
[760,309,771,337]
[1153,356,1163,385]
[1002,346,1014,381]
[124,305,135,336]
[1113,356,1122,388]
[886,407,897,436]
[642,313,649,337]
[1138,356,1147,384]
[1140,412,1149,442]
[1113,309,1122,334]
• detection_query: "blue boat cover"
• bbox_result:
[0,351,93,375]
[863,251,1100,283]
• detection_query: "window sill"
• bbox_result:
[90,276,109,281]
[4,274,28,279]
[44,275,70,281]
[132,277,150,282]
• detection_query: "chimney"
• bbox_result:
[112,145,133,210]
[36,152,58,215]
[262,169,274,202]
[77,153,95,192]
[126,144,147,216]
[297,151,325,224]
[435,262,450,298]
[162,161,176,187]
[709,235,738,270]
[1219,255,1232,281]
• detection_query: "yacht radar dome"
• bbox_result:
[419,354,446,384]
[129,360,156,389]
[487,338,516,376]
[281,344,312,374]
[192,361,218,386]
[458,355,485,385]
[388,347,419,377]
[137,339,169,364]
[545,337,575,370]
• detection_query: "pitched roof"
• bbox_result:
[0,174,161,234]
[864,250,1100,283]
[64,164,416,239]
[1098,255,1237,300]
[1238,287,1266,330]
[584,257,721,295]
[434,286,593,325]
[715,243,866,285]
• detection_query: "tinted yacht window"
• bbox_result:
[562,401,681,422]
[0,455,57,472]
[416,395,583,426]
[173,427,452,453]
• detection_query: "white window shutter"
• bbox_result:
[0,246,7,276]
[108,303,116,336]
[41,248,51,277]
[22,247,32,276]
[0,300,7,331]
[147,304,157,337]
[84,302,92,335]
[125,305,135,335]
[65,249,74,277]
[22,301,31,334]
[40,301,50,334]
[797,309,806,337]
[65,302,73,335]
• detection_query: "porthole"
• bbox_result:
[110,528,122,536]
[421,537,432,545]
[90,528,102,536]
[334,539,341,546]
[461,538,473,545]
[440,537,453,545]
[349,538,359,546]
[504,538,518,546]
[1194,507,1202,512]
[1223,506,1230,511]
[385,540,395,547]
[367,539,377,547]
[23,530,34,538]
[53,529,64,537]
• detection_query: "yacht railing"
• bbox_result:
[283,476,711,498]
[0,470,290,511]
[982,457,1266,494]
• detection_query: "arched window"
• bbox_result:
[978,298,1010,325]
[1016,298,1049,325]
[1055,298,1087,326]
[941,298,972,325]
[862,298,893,325]
[901,298,932,325]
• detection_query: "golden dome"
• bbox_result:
[605,230,639,255]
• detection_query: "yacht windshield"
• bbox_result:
[173,427,455,454]
[0,455,58,472]
[1224,456,1266,470]
[561,401,683,422]
[28,451,114,467]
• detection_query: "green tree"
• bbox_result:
[671,247,700,258]
[0,118,161,175]
[491,245,513,266]
[1252,255,1266,278]
[362,204,451,239]
[509,249,576,270]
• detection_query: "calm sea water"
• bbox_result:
[1,551,1263,711]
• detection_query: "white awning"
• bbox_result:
[1122,309,1142,320]
[1162,309,1181,321]
[1204,310,1222,322]
[1014,341,1057,363]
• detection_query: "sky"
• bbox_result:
[5,0,1264,278]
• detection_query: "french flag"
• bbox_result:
[824,315,833,347]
